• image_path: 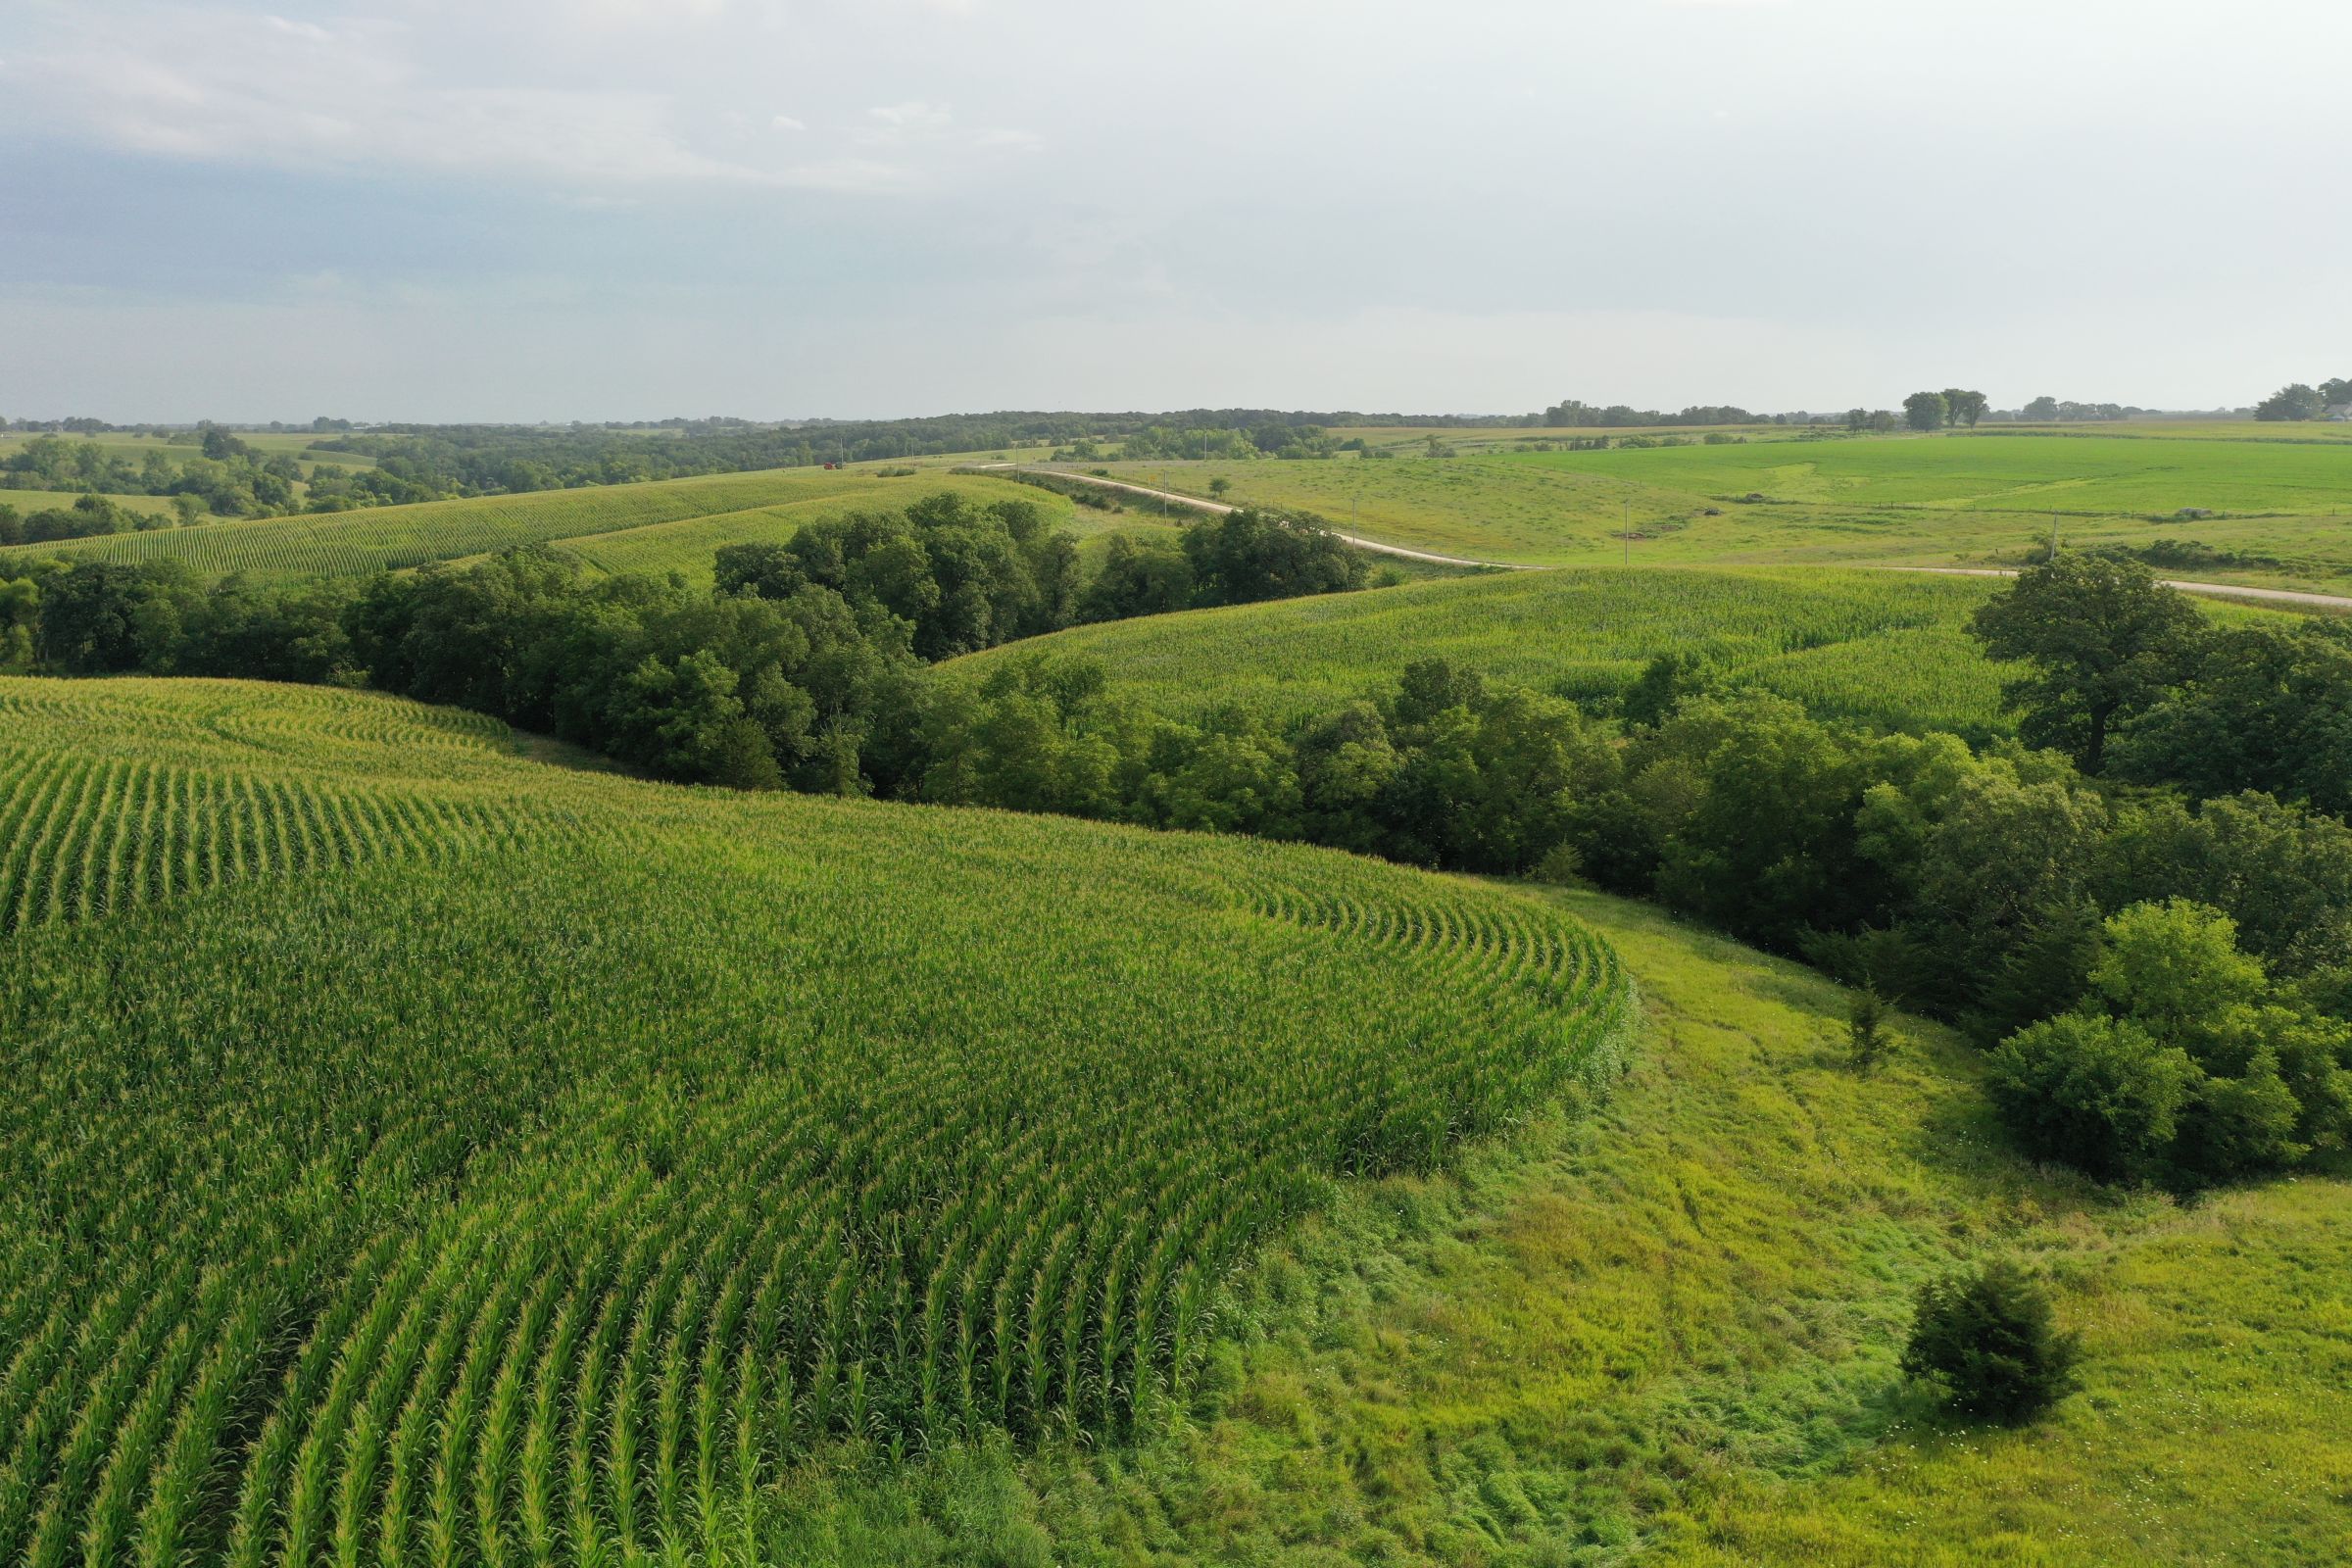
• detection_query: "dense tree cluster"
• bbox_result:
[1117,424,1330,460]
[1900,389,1989,430]
[2019,396,2139,422]
[1,427,303,520]
[1972,553,2352,815]
[2254,378,2351,421]
[1541,399,1758,428]
[0,494,177,545]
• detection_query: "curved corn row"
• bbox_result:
[0,675,1635,1566]
[0,677,602,935]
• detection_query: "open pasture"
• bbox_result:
[0,674,1630,1568]
[1514,430,2352,514]
[1094,431,2352,587]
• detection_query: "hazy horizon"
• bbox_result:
[5,0,2346,422]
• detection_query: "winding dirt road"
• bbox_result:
[975,465,1531,569]
[991,466,2352,612]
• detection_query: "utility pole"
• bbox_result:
[2050,510,2060,560]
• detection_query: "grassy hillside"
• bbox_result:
[1516,431,2352,514]
[537,474,1090,587]
[0,674,1630,1568]
[1090,432,2352,587]
[763,891,2352,1567]
[948,566,2018,737]
[0,466,1070,584]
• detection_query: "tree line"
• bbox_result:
[1,427,305,523]
[2254,378,2352,421]
[3,492,1362,784]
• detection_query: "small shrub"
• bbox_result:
[1901,1258,2082,1423]
[1847,984,1894,1070]
[1984,1012,2196,1183]
[1532,842,1587,887]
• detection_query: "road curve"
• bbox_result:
[1886,566,2352,612]
[975,466,1535,569]
[982,466,2352,611]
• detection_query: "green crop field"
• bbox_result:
[1087,430,2352,589]
[0,674,1630,1568]
[0,678,608,932]
[0,466,1063,584]
[3,674,2345,1566]
[951,566,2021,737]
[1516,432,2352,514]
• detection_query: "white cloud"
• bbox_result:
[0,6,1021,192]
[866,100,956,133]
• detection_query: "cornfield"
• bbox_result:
[0,675,1632,1566]
[0,679,574,932]
[947,565,2019,737]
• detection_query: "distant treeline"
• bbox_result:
[2,426,304,520]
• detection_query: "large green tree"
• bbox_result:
[2255,382,2325,421]
[1903,390,1950,432]
[1969,554,2204,774]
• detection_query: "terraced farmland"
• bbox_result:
[0,467,1060,584]
[0,674,1631,1568]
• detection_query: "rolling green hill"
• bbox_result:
[531,474,1092,588]
[948,566,2019,737]
[790,888,2350,1567]
[0,467,1073,585]
[1088,431,2352,588]
[0,674,1630,1568]
[4,674,2346,1566]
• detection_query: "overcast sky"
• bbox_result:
[3,0,2344,421]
